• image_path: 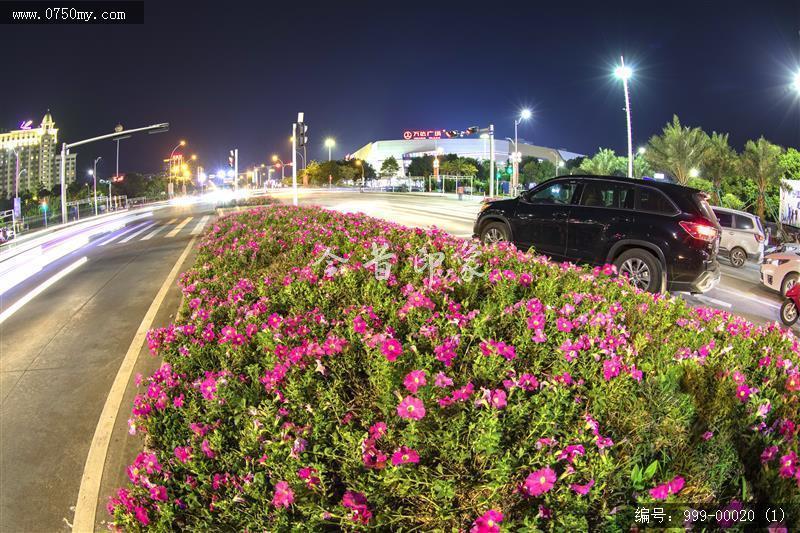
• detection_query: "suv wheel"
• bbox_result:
[781,273,799,297]
[729,247,747,268]
[614,249,663,293]
[480,222,509,244]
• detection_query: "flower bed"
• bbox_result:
[110,205,800,530]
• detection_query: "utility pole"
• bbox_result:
[233,149,239,194]
[93,156,101,216]
[292,120,298,206]
[489,124,495,198]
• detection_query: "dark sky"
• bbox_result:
[2,0,799,182]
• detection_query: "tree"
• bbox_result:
[632,155,652,179]
[521,159,556,185]
[779,147,800,180]
[703,132,736,204]
[579,148,626,176]
[440,157,477,177]
[645,115,710,185]
[686,177,714,194]
[739,137,783,220]
[407,156,434,177]
[720,193,745,211]
[380,156,400,177]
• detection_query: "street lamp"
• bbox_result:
[637,146,646,155]
[512,109,532,194]
[689,167,700,178]
[794,70,800,92]
[324,138,335,161]
[272,155,286,181]
[355,159,365,191]
[614,56,634,178]
[89,156,101,216]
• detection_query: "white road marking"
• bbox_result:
[190,215,210,235]
[714,286,781,310]
[73,237,197,531]
[165,216,193,238]
[693,294,733,309]
[141,218,177,241]
[118,222,158,244]
[0,257,88,325]
[96,222,150,247]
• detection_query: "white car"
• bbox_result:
[761,252,800,295]
[711,207,765,267]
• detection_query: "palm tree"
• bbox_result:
[579,148,626,176]
[645,115,710,185]
[703,132,736,204]
[739,137,783,220]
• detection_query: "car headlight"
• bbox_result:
[767,259,787,266]
[479,202,492,213]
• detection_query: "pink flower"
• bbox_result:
[735,384,752,402]
[570,479,595,495]
[201,439,216,458]
[134,506,149,526]
[174,446,192,463]
[434,372,453,388]
[297,467,320,488]
[762,445,779,463]
[381,338,403,361]
[650,475,685,500]
[779,452,797,478]
[556,317,573,332]
[342,491,372,524]
[150,485,168,502]
[272,480,294,508]
[200,376,217,400]
[490,389,507,409]
[523,467,557,496]
[702,431,713,441]
[391,446,420,466]
[368,422,387,439]
[471,509,503,533]
[397,396,426,420]
[557,444,585,463]
[403,370,427,393]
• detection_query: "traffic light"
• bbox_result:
[444,130,460,138]
[464,126,478,136]
[296,122,308,147]
[228,150,235,168]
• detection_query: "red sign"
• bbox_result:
[402,129,443,140]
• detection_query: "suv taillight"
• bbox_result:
[679,220,718,242]
[755,233,764,243]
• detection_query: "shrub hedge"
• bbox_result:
[110,205,799,531]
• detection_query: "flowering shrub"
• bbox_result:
[111,205,800,530]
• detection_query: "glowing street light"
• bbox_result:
[689,167,700,178]
[324,138,336,161]
[614,56,634,178]
[794,70,800,92]
[637,146,647,155]
[512,108,532,193]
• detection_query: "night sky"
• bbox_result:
[2,0,799,182]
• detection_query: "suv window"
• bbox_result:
[637,187,676,214]
[734,215,755,230]
[529,181,577,205]
[714,210,733,228]
[580,181,634,209]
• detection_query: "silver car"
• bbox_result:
[711,206,765,268]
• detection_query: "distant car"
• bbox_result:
[760,252,800,295]
[711,206,765,267]
[473,175,721,293]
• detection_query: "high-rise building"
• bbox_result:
[0,111,77,199]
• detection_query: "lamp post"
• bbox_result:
[90,156,101,216]
[60,122,169,223]
[614,56,634,178]
[324,138,335,161]
[272,155,286,182]
[513,109,531,194]
[168,140,186,196]
[355,160,365,192]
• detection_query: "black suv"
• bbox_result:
[473,175,721,293]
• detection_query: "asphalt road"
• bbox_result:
[0,201,213,532]
[276,189,786,326]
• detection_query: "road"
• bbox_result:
[275,189,785,326]
[0,202,213,532]
[0,189,787,533]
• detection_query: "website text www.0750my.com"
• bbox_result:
[2,1,144,24]
[12,7,124,22]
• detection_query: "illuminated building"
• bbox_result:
[0,111,77,198]
[348,130,582,178]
